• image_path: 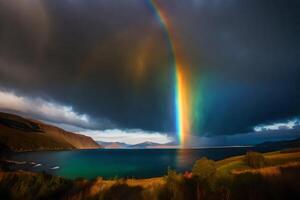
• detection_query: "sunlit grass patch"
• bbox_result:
[216,150,300,176]
[232,161,300,177]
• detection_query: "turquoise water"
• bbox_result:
[11,147,276,179]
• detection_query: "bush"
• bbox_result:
[101,183,144,200]
[158,168,184,200]
[192,157,216,181]
[191,158,217,199]
[244,151,265,168]
[231,172,266,200]
[0,172,72,200]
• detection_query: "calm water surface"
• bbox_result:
[11,147,277,179]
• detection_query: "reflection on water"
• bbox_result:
[10,146,279,179]
[176,149,195,169]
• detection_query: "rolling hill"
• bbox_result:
[0,112,101,152]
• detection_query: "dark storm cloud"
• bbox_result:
[162,0,300,135]
[0,0,299,137]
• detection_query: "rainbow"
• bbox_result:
[146,0,192,146]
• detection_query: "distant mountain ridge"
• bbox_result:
[129,141,178,149]
[97,141,178,149]
[256,137,300,149]
[0,112,101,152]
[97,141,129,149]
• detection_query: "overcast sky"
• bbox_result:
[0,0,300,145]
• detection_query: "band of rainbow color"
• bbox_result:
[146,0,191,146]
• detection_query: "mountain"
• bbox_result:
[96,141,178,149]
[256,137,300,149]
[0,112,101,152]
[97,141,129,149]
[129,141,178,149]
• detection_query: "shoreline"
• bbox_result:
[1,148,300,199]
[2,148,300,181]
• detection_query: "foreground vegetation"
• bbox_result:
[1,149,300,200]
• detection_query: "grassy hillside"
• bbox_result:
[0,149,300,199]
[216,149,300,176]
[0,112,100,152]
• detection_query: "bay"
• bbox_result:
[10,146,278,179]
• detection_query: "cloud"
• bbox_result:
[0,89,99,129]
[80,129,174,145]
[0,0,50,54]
[254,118,300,132]
[187,128,300,147]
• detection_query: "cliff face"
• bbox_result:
[0,112,101,152]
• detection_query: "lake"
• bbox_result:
[10,146,278,179]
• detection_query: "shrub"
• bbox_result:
[244,151,265,168]
[231,172,266,200]
[0,172,72,200]
[101,183,144,200]
[192,158,217,200]
[159,168,184,200]
[192,157,216,181]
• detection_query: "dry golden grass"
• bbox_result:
[63,177,165,200]
[215,150,300,177]
[89,177,164,188]
[216,155,244,167]
[0,170,36,180]
[266,151,300,160]
[124,177,164,188]
[232,161,300,177]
